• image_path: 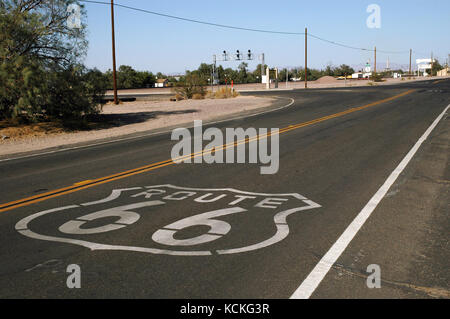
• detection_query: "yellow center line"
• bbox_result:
[0,89,415,213]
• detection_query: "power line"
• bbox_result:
[80,0,416,55]
[308,33,408,54]
[81,0,304,35]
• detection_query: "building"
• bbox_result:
[416,58,435,77]
[154,78,169,88]
[437,67,449,77]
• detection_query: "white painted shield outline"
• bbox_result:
[15,185,321,256]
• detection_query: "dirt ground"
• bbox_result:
[0,95,275,156]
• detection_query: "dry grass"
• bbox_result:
[214,87,240,99]
[192,93,205,100]
[0,120,66,140]
[171,88,240,101]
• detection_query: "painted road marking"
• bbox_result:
[59,200,165,235]
[0,90,415,213]
[15,185,320,256]
[290,103,450,299]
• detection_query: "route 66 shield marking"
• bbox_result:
[16,185,321,256]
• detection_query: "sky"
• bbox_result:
[81,0,450,74]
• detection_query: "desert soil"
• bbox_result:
[0,96,274,156]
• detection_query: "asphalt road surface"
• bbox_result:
[0,79,448,299]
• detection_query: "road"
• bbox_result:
[0,79,448,299]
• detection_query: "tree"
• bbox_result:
[136,71,156,88]
[117,65,138,89]
[0,0,105,122]
[431,59,443,76]
[332,64,355,76]
[324,63,335,76]
[196,63,212,81]
[237,62,248,83]
[173,73,206,99]
[156,72,166,79]
[253,64,268,78]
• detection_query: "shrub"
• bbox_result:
[371,73,384,82]
[192,93,205,100]
[0,1,107,123]
[214,87,239,99]
[173,74,206,99]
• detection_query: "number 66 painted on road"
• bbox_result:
[59,200,246,246]
[152,207,246,246]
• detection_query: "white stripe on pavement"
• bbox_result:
[290,103,450,299]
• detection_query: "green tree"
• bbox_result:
[136,71,156,88]
[324,63,335,76]
[431,59,443,76]
[237,62,248,83]
[253,64,268,79]
[174,73,207,99]
[334,64,355,76]
[196,63,212,80]
[0,0,105,122]
[116,65,138,89]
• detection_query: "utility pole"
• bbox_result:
[305,27,308,89]
[286,68,288,88]
[110,0,118,105]
[431,51,433,76]
[409,49,412,75]
[374,46,377,74]
[275,67,278,89]
[261,53,265,80]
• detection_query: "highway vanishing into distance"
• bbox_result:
[0,79,448,298]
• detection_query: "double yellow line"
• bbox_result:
[0,89,415,213]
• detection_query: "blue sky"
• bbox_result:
[81,0,450,74]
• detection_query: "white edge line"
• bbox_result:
[290,103,450,299]
[0,98,295,163]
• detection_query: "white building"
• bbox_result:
[416,58,435,77]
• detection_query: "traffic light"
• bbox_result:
[223,50,228,61]
[248,50,252,60]
[236,50,241,60]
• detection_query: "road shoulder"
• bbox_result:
[0,95,290,160]
[312,107,449,298]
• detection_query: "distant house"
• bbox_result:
[154,78,169,88]
[437,67,449,77]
